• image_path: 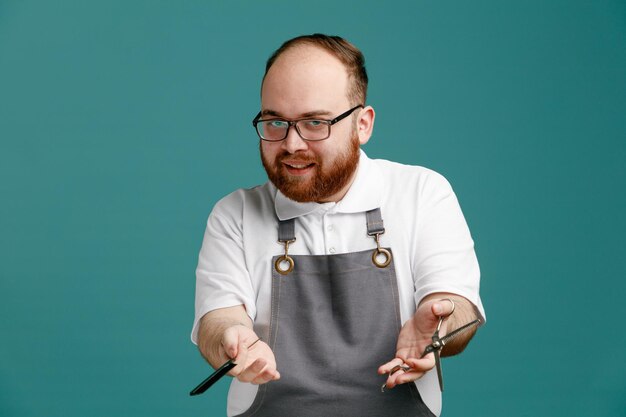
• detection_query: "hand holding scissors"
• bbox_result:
[379,298,480,391]
[418,315,481,391]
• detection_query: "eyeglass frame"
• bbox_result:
[252,104,364,142]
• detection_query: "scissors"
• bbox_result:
[382,317,481,392]
[189,338,260,396]
[421,317,481,391]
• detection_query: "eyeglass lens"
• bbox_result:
[257,120,330,141]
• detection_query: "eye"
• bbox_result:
[303,120,325,129]
[268,120,288,128]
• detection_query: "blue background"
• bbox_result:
[1,1,625,416]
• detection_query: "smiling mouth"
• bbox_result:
[282,161,316,174]
[285,162,314,168]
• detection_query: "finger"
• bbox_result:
[228,338,250,376]
[386,369,426,389]
[432,298,455,317]
[404,355,436,372]
[237,358,268,383]
[221,326,242,359]
[378,357,405,375]
[251,367,281,385]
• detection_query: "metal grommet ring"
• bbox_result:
[372,248,392,268]
[274,255,294,275]
[439,298,455,316]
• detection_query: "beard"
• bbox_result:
[261,133,361,203]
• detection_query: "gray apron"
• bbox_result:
[237,209,435,417]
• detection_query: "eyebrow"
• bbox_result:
[261,109,334,119]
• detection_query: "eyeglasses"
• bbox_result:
[252,105,363,142]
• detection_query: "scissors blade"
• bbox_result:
[419,319,480,392]
[440,319,481,346]
[434,351,444,391]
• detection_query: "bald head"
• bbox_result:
[261,34,368,106]
[261,45,352,119]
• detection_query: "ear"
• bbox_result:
[356,105,375,145]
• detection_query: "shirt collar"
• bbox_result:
[274,149,384,220]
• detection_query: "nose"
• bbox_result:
[281,125,309,154]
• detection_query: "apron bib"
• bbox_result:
[236,209,434,417]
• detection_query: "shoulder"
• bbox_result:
[369,157,454,199]
[208,181,276,229]
[212,182,274,211]
[209,182,276,224]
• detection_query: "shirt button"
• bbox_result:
[327,225,334,232]
[329,247,336,254]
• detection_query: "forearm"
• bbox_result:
[420,292,480,357]
[197,305,253,368]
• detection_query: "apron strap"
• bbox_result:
[278,218,296,242]
[366,208,391,268]
[280,209,385,239]
[366,208,385,236]
[276,218,296,275]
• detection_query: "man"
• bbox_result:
[192,34,485,416]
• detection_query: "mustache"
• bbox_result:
[276,152,318,164]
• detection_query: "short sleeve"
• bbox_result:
[412,171,486,321]
[190,193,257,344]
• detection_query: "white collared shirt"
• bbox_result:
[192,150,485,416]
